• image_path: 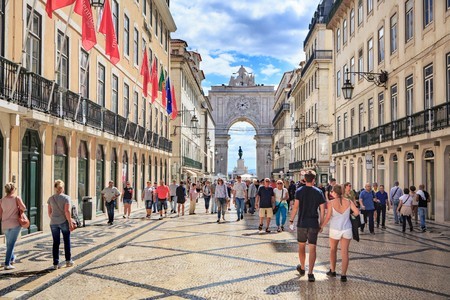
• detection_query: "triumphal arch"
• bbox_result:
[209,66,275,178]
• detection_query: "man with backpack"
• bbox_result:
[416,184,431,232]
[390,182,403,224]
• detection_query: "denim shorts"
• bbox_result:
[145,200,153,209]
[157,199,168,211]
[123,198,132,205]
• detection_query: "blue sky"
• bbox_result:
[171,0,319,172]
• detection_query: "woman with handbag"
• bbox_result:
[0,182,27,270]
[48,180,75,270]
[397,187,414,233]
[321,184,359,282]
[274,180,289,232]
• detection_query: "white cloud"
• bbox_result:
[260,64,281,77]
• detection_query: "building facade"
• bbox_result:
[289,0,334,184]
[170,39,214,183]
[327,0,450,222]
[0,0,176,235]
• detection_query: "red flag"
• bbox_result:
[74,0,96,51]
[46,0,76,18]
[170,84,178,120]
[140,49,150,97]
[151,59,158,103]
[98,0,120,64]
[162,85,166,108]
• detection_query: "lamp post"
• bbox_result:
[342,68,388,100]
[90,0,105,7]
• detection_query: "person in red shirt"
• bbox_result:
[155,180,170,220]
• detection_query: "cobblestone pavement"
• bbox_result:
[1,200,450,300]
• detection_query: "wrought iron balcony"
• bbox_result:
[182,156,202,170]
[0,56,172,153]
[301,50,333,76]
[332,102,450,154]
[272,103,290,125]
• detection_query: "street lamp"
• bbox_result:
[275,143,280,155]
[294,122,300,137]
[90,0,105,7]
[342,68,388,100]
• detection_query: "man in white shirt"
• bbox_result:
[232,175,248,222]
[168,180,178,213]
[142,181,154,219]
[101,181,121,225]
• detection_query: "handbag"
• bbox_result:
[350,209,361,242]
[16,197,30,229]
[71,204,81,228]
[273,189,284,214]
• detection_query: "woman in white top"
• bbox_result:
[397,187,414,233]
[274,180,289,232]
[321,184,359,282]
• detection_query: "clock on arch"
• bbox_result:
[236,98,250,111]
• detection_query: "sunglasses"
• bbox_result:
[277,183,283,185]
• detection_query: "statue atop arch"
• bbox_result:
[229,65,255,86]
[238,146,243,159]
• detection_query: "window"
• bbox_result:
[112,75,118,113]
[406,75,413,116]
[344,113,348,138]
[368,98,374,129]
[337,116,341,140]
[159,19,163,43]
[359,103,364,132]
[155,12,158,37]
[358,48,364,79]
[124,15,129,56]
[378,26,384,64]
[343,19,347,44]
[0,0,4,55]
[424,64,433,109]
[134,28,139,65]
[350,108,355,135]
[26,6,42,73]
[350,8,355,35]
[149,0,153,26]
[378,92,384,125]
[143,0,147,16]
[367,38,373,72]
[97,63,105,106]
[367,0,373,14]
[56,30,69,89]
[337,70,341,97]
[424,0,433,27]
[123,83,129,117]
[80,50,89,98]
[133,91,138,123]
[350,56,355,84]
[336,28,341,51]
[358,0,363,26]
[390,13,398,53]
[165,29,169,52]
[112,0,119,41]
[391,84,398,121]
[447,53,450,102]
[141,96,146,127]
[405,0,414,42]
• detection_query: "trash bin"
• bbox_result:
[82,196,93,221]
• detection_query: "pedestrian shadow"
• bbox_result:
[264,276,339,296]
[0,268,53,279]
[264,277,301,295]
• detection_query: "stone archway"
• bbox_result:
[209,68,275,179]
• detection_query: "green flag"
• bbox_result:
[158,68,165,91]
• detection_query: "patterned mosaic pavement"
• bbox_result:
[1,200,449,299]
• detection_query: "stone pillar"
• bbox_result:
[215,134,230,177]
[255,134,272,179]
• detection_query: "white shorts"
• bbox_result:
[329,228,353,240]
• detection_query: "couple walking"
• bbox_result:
[290,171,359,282]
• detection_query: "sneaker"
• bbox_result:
[296,264,305,276]
[10,256,17,265]
[382,225,386,229]
[110,222,114,225]
[308,274,315,282]
[217,219,220,223]
[326,269,337,277]
[410,228,414,232]
[281,226,284,231]
[52,264,60,270]
[159,217,163,220]
[236,218,240,222]
[258,224,263,231]
[422,228,427,232]
[107,222,111,225]
[66,260,74,267]
[152,210,156,213]
[277,227,281,232]
[211,212,214,214]
[122,215,126,219]
[241,215,244,220]
[4,265,15,270]
[341,275,347,282]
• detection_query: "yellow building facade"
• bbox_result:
[327,0,450,222]
[0,0,176,235]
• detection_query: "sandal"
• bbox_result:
[265,228,270,233]
[258,224,263,231]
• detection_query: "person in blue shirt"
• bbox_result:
[375,185,389,229]
[359,183,377,234]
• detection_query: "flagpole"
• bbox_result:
[47,4,75,112]
[74,51,90,122]
[9,0,38,100]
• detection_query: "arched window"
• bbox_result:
[96,145,105,213]
[122,151,129,188]
[78,141,89,215]
[141,154,146,193]
[406,152,415,187]
[133,153,138,199]
[111,148,117,184]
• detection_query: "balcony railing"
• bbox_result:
[272,103,290,125]
[0,56,171,153]
[182,156,202,170]
[332,103,450,154]
[301,50,333,76]
[289,160,303,171]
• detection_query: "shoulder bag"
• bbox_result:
[16,197,30,229]
[273,189,283,215]
[350,202,361,242]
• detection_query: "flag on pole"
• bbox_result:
[74,0,96,51]
[151,59,158,103]
[46,0,76,18]
[166,77,172,115]
[140,49,150,97]
[170,83,178,120]
[158,68,166,107]
[98,0,120,64]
